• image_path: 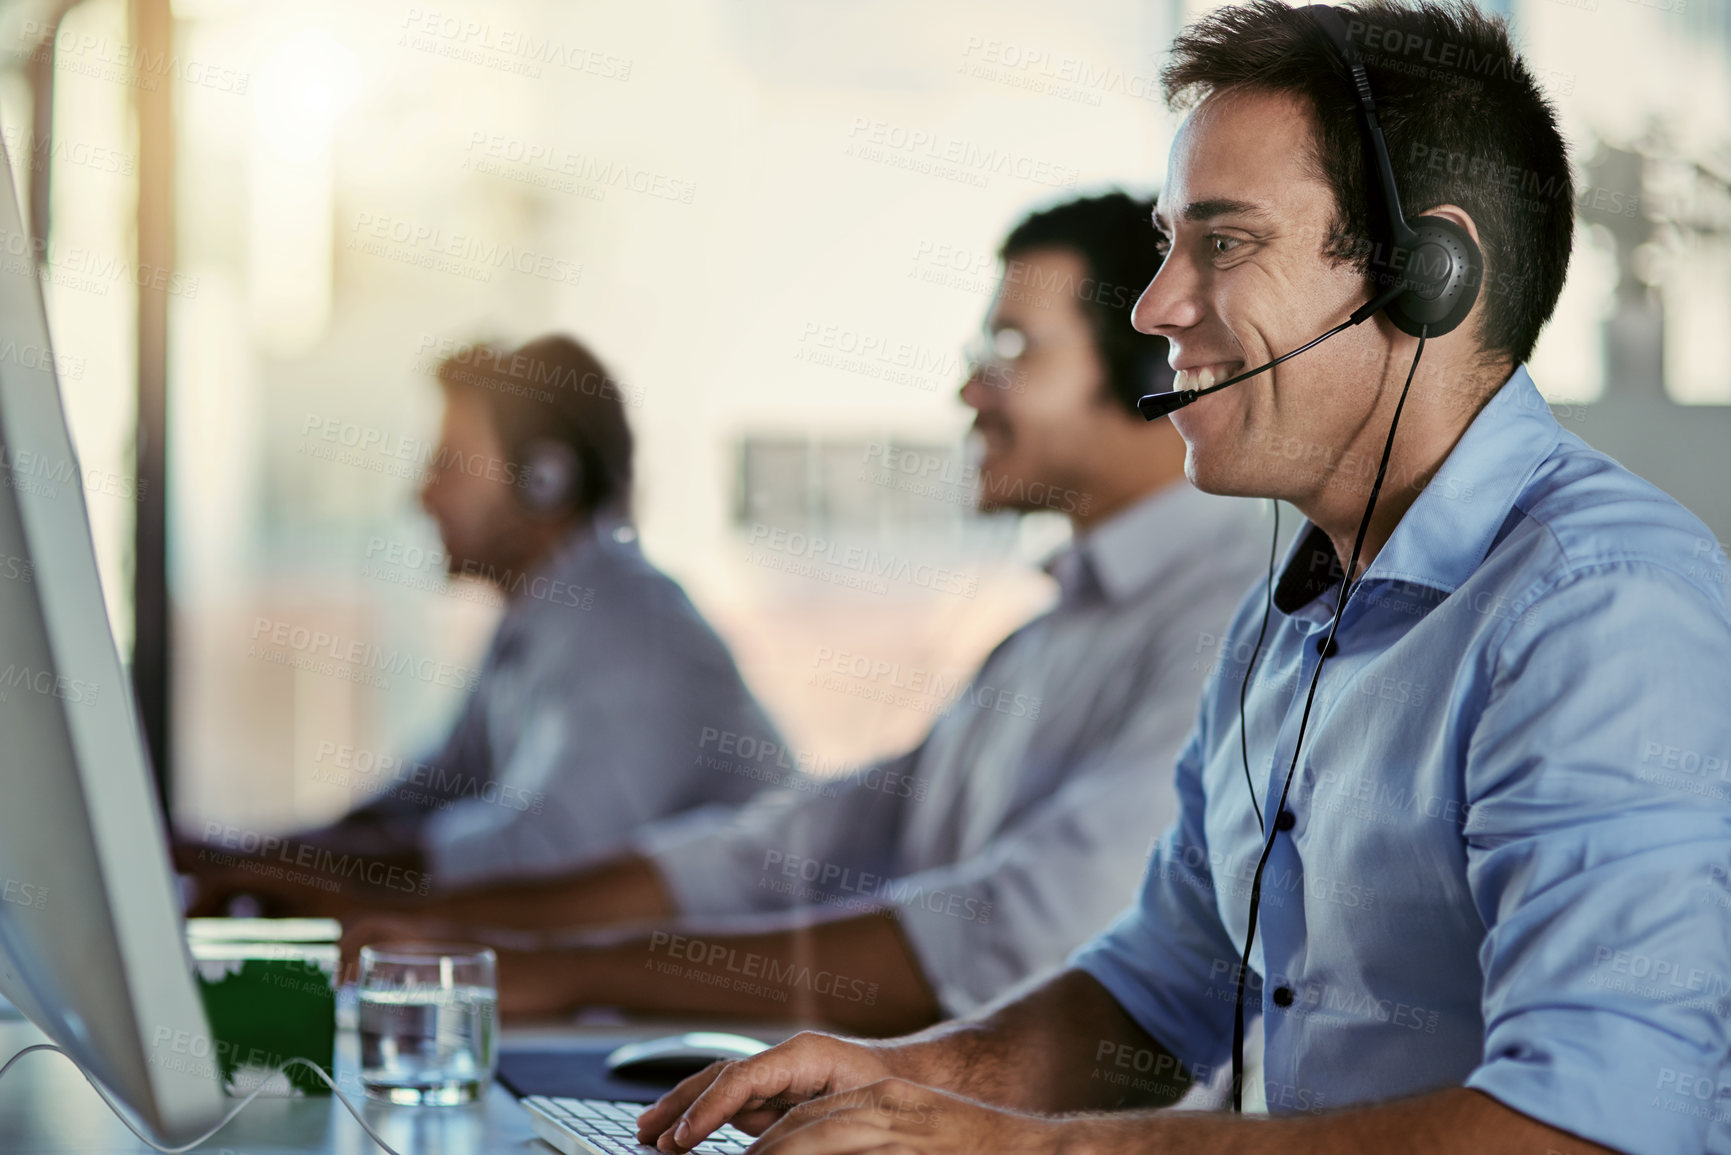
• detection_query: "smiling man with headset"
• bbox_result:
[634,3,1731,1154]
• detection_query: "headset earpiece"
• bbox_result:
[1382,215,1483,338]
[1309,4,1484,340]
[520,439,581,514]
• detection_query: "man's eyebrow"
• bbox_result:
[1154,198,1273,228]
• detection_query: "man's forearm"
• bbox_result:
[892,969,1188,1114]
[528,909,943,1036]
[423,852,676,928]
[1059,1087,1619,1155]
[180,842,426,917]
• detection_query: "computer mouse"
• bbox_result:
[603,1031,769,1082]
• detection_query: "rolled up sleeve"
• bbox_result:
[420,707,585,887]
[1462,563,1731,1155]
[419,628,783,889]
[896,655,1207,1017]
[636,751,918,917]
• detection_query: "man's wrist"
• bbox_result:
[878,1032,959,1091]
[1049,1117,1099,1155]
[1051,1108,1225,1155]
[885,1019,1003,1097]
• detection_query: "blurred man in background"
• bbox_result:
[343,191,1272,1036]
[182,335,782,908]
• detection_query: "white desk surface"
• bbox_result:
[0,1012,794,1154]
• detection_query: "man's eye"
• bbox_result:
[1208,234,1242,255]
[1152,234,1172,258]
[990,327,1028,361]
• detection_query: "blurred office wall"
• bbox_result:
[0,0,1724,834]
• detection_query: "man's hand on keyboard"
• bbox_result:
[734,1079,1061,1155]
[636,1031,904,1153]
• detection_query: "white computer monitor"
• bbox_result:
[0,131,225,1141]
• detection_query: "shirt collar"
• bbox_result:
[528,520,600,588]
[499,510,634,611]
[1273,363,1560,613]
[1044,479,1219,605]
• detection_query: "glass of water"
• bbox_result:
[357,942,499,1105]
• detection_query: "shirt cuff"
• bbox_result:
[894,891,1010,1017]
[1465,1008,1722,1155]
[632,810,765,916]
[418,818,487,890]
[420,799,612,890]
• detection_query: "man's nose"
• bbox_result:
[416,467,440,514]
[1132,257,1206,337]
[959,364,998,411]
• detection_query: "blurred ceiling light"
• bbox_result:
[253,26,358,156]
[248,26,357,358]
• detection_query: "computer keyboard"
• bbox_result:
[523,1096,754,1155]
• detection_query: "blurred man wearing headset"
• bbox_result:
[184,335,782,906]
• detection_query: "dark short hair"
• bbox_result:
[434,334,633,514]
[1001,191,1175,417]
[1162,0,1572,367]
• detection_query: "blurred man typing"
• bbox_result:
[184,335,781,907]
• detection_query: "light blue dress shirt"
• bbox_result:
[1072,365,1731,1155]
[641,481,1269,1015]
[330,515,781,889]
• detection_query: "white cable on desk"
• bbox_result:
[0,1043,407,1154]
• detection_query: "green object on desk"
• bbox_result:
[187,919,340,1097]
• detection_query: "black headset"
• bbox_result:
[1311,5,1482,338]
[519,439,582,515]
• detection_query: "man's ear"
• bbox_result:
[1409,205,1514,386]
[1409,203,1492,346]
[1416,204,1482,253]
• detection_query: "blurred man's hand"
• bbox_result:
[174,836,300,917]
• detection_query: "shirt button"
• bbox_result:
[1272,986,1294,1008]
[1275,809,1296,832]
[1316,636,1338,657]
